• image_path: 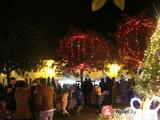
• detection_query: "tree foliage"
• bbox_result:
[115,14,156,68]
[0,19,43,79]
[58,29,109,77]
[137,18,160,96]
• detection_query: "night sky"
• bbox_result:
[0,0,160,56]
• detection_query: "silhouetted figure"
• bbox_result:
[76,84,83,115]
[0,83,4,101]
[106,76,113,105]
[99,78,107,93]
[30,80,38,120]
[82,78,93,106]
[47,77,51,86]
[3,77,17,120]
[51,77,57,92]
[119,77,128,105]
[112,77,117,104]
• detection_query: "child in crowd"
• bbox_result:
[62,89,69,115]
[95,85,102,113]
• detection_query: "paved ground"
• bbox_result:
[54,106,98,120]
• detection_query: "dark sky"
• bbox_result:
[0,0,160,56]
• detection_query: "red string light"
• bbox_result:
[116,15,156,68]
[59,29,109,72]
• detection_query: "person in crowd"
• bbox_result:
[57,83,62,94]
[30,80,38,120]
[81,78,87,106]
[114,81,121,104]
[3,77,17,120]
[15,81,32,120]
[82,78,93,106]
[99,78,107,93]
[51,77,57,92]
[99,78,108,105]
[119,76,128,105]
[0,83,4,101]
[68,89,74,110]
[62,89,69,115]
[36,78,54,120]
[47,77,52,87]
[68,85,76,110]
[111,77,116,104]
[0,83,4,113]
[95,85,102,114]
[88,78,93,105]
[106,76,113,105]
[25,78,29,85]
[127,79,134,103]
[76,84,83,116]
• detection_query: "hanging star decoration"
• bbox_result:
[92,0,125,12]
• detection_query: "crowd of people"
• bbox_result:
[0,76,135,120]
[0,77,55,120]
[96,76,135,113]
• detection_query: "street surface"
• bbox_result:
[54,106,98,120]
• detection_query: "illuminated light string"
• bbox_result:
[116,15,155,68]
[137,18,160,95]
[59,29,109,73]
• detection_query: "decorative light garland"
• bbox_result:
[137,18,160,95]
[58,29,109,73]
[116,15,155,68]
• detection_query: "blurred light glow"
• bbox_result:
[57,76,76,86]
[107,64,121,78]
[42,60,56,78]
[47,69,55,77]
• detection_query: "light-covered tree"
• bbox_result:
[136,18,160,96]
[58,29,109,82]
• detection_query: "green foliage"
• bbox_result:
[136,19,160,96]
[0,19,44,78]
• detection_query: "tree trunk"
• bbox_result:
[6,67,11,84]
[80,69,83,84]
[2,79,5,86]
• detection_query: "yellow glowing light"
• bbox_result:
[138,18,160,95]
[107,64,121,78]
[42,60,57,78]
[45,60,54,67]
[47,69,55,77]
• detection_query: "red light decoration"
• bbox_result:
[116,15,156,68]
[58,29,109,73]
